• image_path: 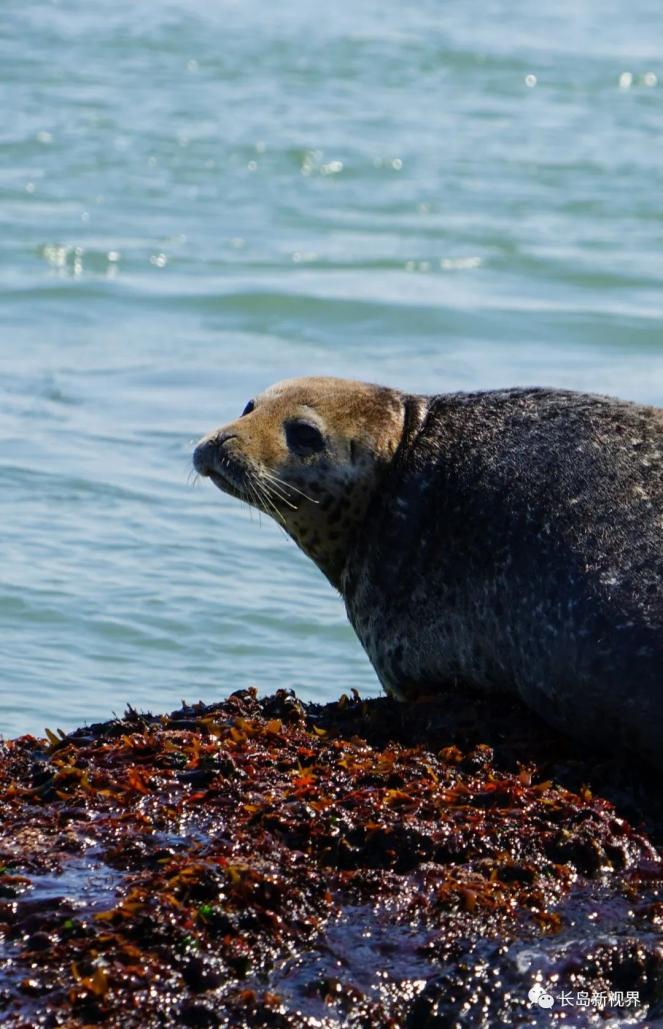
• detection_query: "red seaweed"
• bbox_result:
[0,687,661,1026]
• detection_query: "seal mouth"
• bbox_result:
[192,437,252,501]
[206,458,250,501]
[193,438,296,519]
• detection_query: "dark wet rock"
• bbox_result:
[0,686,660,1026]
[179,1001,221,1026]
[25,931,52,952]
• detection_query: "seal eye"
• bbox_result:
[285,420,325,456]
[241,399,255,417]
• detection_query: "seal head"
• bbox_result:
[193,377,418,589]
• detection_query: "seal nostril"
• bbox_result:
[193,433,239,476]
[192,439,215,476]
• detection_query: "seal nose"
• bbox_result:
[193,432,237,476]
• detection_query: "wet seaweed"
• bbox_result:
[0,687,661,1026]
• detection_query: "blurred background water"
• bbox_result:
[1,0,662,737]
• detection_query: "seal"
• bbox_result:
[193,377,663,769]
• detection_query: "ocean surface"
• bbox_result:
[1,0,662,738]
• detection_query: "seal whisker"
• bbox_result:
[252,479,287,525]
[261,480,300,519]
[258,477,299,511]
[262,472,319,505]
[253,473,289,508]
[248,479,267,525]
[252,479,291,536]
[244,481,260,523]
[261,491,287,525]
[246,475,265,510]
[246,477,266,514]
[242,474,260,508]
[260,474,300,505]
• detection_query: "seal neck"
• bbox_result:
[391,394,429,470]
[334,392,429,595]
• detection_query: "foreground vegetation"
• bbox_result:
[0,687,661,1026]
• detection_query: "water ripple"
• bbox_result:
[1,0,662,736]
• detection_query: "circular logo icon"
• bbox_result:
[528,983,554,1008]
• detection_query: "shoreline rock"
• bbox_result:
[0,687,661,1027]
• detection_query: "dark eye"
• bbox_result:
[241,399,255,416]
[284,420,325,455]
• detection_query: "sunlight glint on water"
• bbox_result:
[1,0,662,736]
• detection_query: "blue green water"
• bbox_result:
[1,1,662,737]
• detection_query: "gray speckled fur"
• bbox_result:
[341,388,663,768]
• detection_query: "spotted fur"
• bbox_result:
[194,378,663,769]
[193,377,409,588]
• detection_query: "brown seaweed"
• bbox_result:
[0,686,661,1027]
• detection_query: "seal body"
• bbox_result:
[194,379,663,769]
[343,388,663,768]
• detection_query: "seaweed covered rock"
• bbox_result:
[0,688,661,1027]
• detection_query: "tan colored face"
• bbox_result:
[193,376,406,587]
